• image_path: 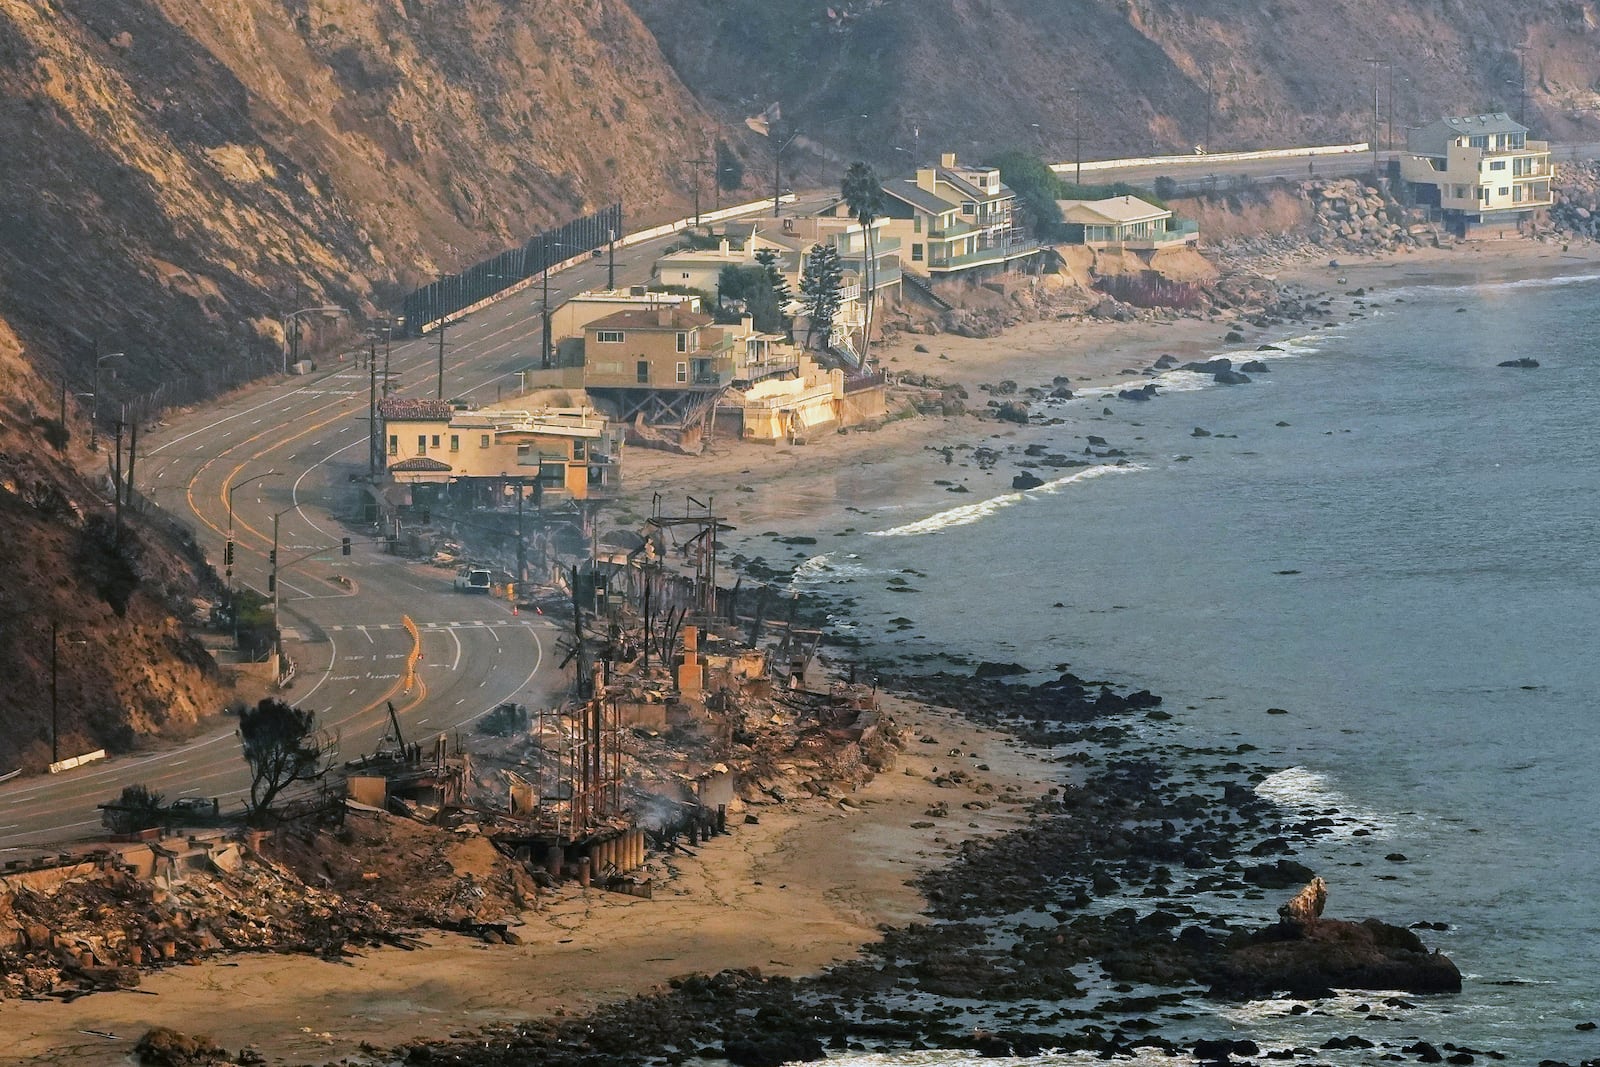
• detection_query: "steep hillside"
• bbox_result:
[632,0,1600,165]
[0,0,725,766]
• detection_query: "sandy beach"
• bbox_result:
[2,696,1058,1064]
[6,233,1598,1065]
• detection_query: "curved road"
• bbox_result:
[0,214,737,852]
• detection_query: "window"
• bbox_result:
[449,434,459,452]
[912,243,924,262]
[676,361,688,383]
[1478,188,1489,202]
[913,217,922,234]
[636,360,650,383]
[597,330,624,343]
[1454,185,1468,199]
[961,200,976,215]
[430,435,440,449]
[1489,160,1506,171]
[388,434,398,456]
[417,434,427,454]
[1469,135,1489,149]
[479,434,490,448]
[676,332,687,353]
[573,440,586,460]
[680,272,691,281]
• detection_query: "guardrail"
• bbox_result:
[49,749,107,775]
[1055,143,1371,176]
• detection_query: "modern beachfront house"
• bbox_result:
[1398,113,1552,234]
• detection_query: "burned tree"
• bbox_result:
[238,698,335,824]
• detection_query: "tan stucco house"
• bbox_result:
[1056,195,1199,249]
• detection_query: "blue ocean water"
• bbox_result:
[792,267,1600,1063]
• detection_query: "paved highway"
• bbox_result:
[0,212,739,852]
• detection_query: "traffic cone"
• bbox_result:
[512,603,519,616]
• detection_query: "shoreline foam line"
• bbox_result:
[869,463,1147,539]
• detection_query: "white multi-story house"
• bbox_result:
[1399,113,1552,233]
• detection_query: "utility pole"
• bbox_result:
[383,322,393,397]
[688,157,711,227]
[369,345,380,478]
[435,317,446,399]
[1204,73,1213,152]
[125,417,137,510]
[1067,87,1085,184]
[1363,58,1382,176]
[50,621,58,765]
[112,414,124,546]
[516,478,526,582]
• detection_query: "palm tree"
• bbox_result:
[840,162,886,372]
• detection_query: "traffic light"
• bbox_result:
[268,549,276,566]
[267,572,275,593]
[341,536,352,556]
[224,540,234,567]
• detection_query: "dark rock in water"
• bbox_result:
[1257,344,1284,352]
[1050,386,1074,399]
[1118,385,1158,401]
[1225,330,1245,342]
[1191,427,1212,438]
[973,661,1029,680]
[1239,360,1270,373]
[1576,1020,1598,1031]
[1182,358,1232,374]
[723,1035,826,1067]
[1012,472,1045,490]
[1385,852,1408,862]
[1210,880,1462,997]
[776,535,818,545]
[1267,707,1289,715]
[1243,859,1317,889]
[1213,370,1252,385]
[1024,443,1048,456]
[1497,357,1540,368]
[947,483,971,493]
[1275,420,1291,427]
[1154,354,1179,368]
[1405,1040,1445,1063]
[1086,434,1109,446]
[994,400,1031,424]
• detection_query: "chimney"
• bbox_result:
[658,308,673,327]
[916,167,938,193]
[940,152,957,168]
[719,238,729,255]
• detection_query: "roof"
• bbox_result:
[881,178,957,216]
[586,305,713,332]
[1407,113,1529,156]
[389,456,453,472]
[379,398,455,421]
[1057,195,1171,225]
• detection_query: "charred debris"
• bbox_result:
[0,496,894,999]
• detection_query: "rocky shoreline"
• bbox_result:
[383,667,1523,1067]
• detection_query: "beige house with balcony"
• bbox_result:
[1400,113,1551,233]
[579,305,743,450]
[380,398,617,502]
[878,152,1042,286]
[1056,195,1199,249]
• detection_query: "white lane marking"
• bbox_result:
[448,628,463,671]
[146,390,309,456]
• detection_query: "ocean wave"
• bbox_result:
[868,464,1146,538]
[790,552,878,587]
[1254,766,1396,837]
[1385,269,1600,301]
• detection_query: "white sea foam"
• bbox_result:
[790,552,877,587]
[868,464,1146,538]
[1254,765,1396,838]
[1385,268,1600,301]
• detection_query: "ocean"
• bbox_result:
[785,265,1600,1064]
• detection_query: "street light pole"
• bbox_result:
[281,306,347,374]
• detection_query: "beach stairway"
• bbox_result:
[901,272,954,311]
